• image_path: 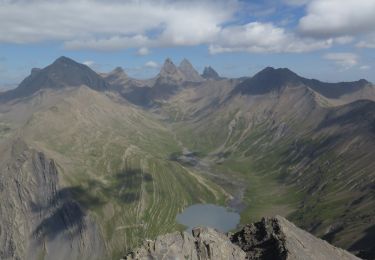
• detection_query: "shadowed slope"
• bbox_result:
[232,67,373,101]
[0,139,104,260]
[0,56,110,101]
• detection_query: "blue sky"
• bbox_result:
[0,0,374,89]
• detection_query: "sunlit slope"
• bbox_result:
[0,86,226,258]
[161,73,375,257]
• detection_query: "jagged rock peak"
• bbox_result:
[160,58,179,75]
[179,58,194,72]
[124,216,359,260]
[179,58,203,82]
[231,216,359,260]
[109,66,127,77]
[157,58,185,82]
[103,66,129,87]
[202,66,220,80]
[113,66,125,73]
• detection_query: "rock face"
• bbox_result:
[150,59,186,99]
[179,59,203,82]
[158,58,185,82]
[202,66,220,80]
[103,66,129,87]
[125,216,360,260]
[230,216,360,260]
[125,227,246,260]
[0,139,105,260]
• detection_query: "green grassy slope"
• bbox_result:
[162,87,375,257]
[0,87,227,259]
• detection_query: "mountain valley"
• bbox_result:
[0,56,374,259]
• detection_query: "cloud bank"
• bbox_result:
[0,0,374,54]
[324,52,359,69]
[298,0,375,48]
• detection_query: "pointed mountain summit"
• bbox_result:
[151,58,185,99]
[178,59,203,82]
[159,58,180,76]
[112,66,127,76]
[157,58,185,82]
[0,56,110,101]
[202,66,220,80]
[234,67,303,95]
[103,66,129,87]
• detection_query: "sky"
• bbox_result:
[0,0,375,89]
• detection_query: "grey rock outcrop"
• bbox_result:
[230,216,360,260]
[125,227,246,260]
[125,216,360,260]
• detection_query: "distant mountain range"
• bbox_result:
[0,56,374,260]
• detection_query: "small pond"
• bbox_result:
[176,204,240,233]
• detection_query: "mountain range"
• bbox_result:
[0,56,374,260]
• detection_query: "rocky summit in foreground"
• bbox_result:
[125,216,360,260]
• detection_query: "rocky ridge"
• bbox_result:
[202,66,221,80]
[125,216,360,260]
[0,56,110,101]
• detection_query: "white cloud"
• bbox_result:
[357,41,375,48]
[137,47,150,56]
[359,65,371,70]
[209,22,332,54]
[0,0,234,47]
[356,34,375,48]
[283,0,311,6]
[144,61,159,69]
[64,35,152,51]
[299,0,375,38]
[333,36,354,45]
[2,0,368,54]
[324,52,359,69]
